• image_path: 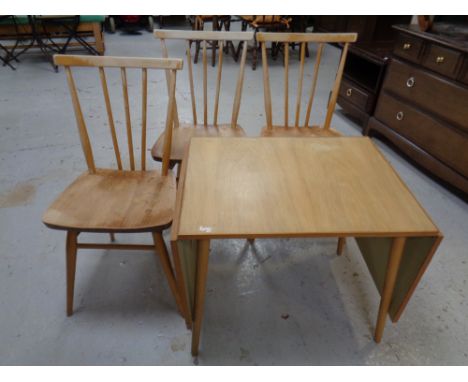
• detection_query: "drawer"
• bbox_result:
[393,33,423,63]
[375,92,468,177]
[339,79,372,112]
[382,59,468,132]
[422,43,462,79]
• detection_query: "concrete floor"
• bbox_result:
[1,22,467,365]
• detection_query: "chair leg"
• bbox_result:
[109,233,115,242]
[252,32,258,70]
[337,237,346,255]
[247,238,255,245]
[272,42,278,60]
[236,21,247,61]
[229,40,237,61]
[223,19,232,55]
[193,18,202,64]
[176,163,182,181]
[212,40,217,67]
[211,17,217,67]
[194,40,200,63]
[152,232,184,315]
[66,231,78,316]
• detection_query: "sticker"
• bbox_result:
[199,226,212,233]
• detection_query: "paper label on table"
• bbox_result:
[199,226,212,233]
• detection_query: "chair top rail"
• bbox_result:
[154,29,254,42]
[257,32,357,43]
[54,55,183,70]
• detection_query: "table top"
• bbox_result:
[173,137,439,239]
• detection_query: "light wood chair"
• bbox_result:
[42,54,184,316]
[258,32,357,254]
[151,30,254,170]
[257,32,357,138]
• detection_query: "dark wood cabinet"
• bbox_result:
[337,46,388,126]
[315,16,412,128]
[367,24,468,195]
[314,16,411,43]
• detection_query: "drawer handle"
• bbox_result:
[406,77,415,88]
[436,56,445,64]
[396,111,404,121]
[346,88,353,97]
[403,43,411,50]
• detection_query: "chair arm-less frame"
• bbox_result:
[42,54,184,316]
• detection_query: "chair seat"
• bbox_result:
[151,123,246,164]
[260,125,342,138]
[42,169,176,232]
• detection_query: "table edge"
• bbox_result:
[175,231,442,241]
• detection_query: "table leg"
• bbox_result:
[337,237,346,255]
[374,237,406,342]
[191,239,210,356]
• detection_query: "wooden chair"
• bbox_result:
[151,30,254,169]
[188,16,234,66]
[258,33,357,253]
[257,32,357,138]
[42,54,184,316]
[239,16,292,70]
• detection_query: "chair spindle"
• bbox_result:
[203,40,208,126]
[231,39,248,128]
[160,38,180,127]
[65,66,96,173]
[304,43,324,128]
[294,42,306,127]
[99,67,122,170]
[261,42,273,128]
[213,40,224,126]
[284,42,289,127]
[162,69,177,175]
[323,42,349,130]
[120,67,135,170]
[141,68,148,170]
[186,40,198,125]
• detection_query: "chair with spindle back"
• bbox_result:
[258,32,357,253]
[189,16,234,66]
[151,30,254,170]
[257,32,357,138]
[42,54,184,317]
[239,16,292,70]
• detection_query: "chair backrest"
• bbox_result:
[257,32,357,130]
[54,54,183,176]
[154,30,254,128]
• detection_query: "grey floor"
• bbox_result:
[1,22,467,365]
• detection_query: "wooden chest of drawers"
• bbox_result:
[337,47,387,127]
[329,16,412,129]
[366,24,468,194]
